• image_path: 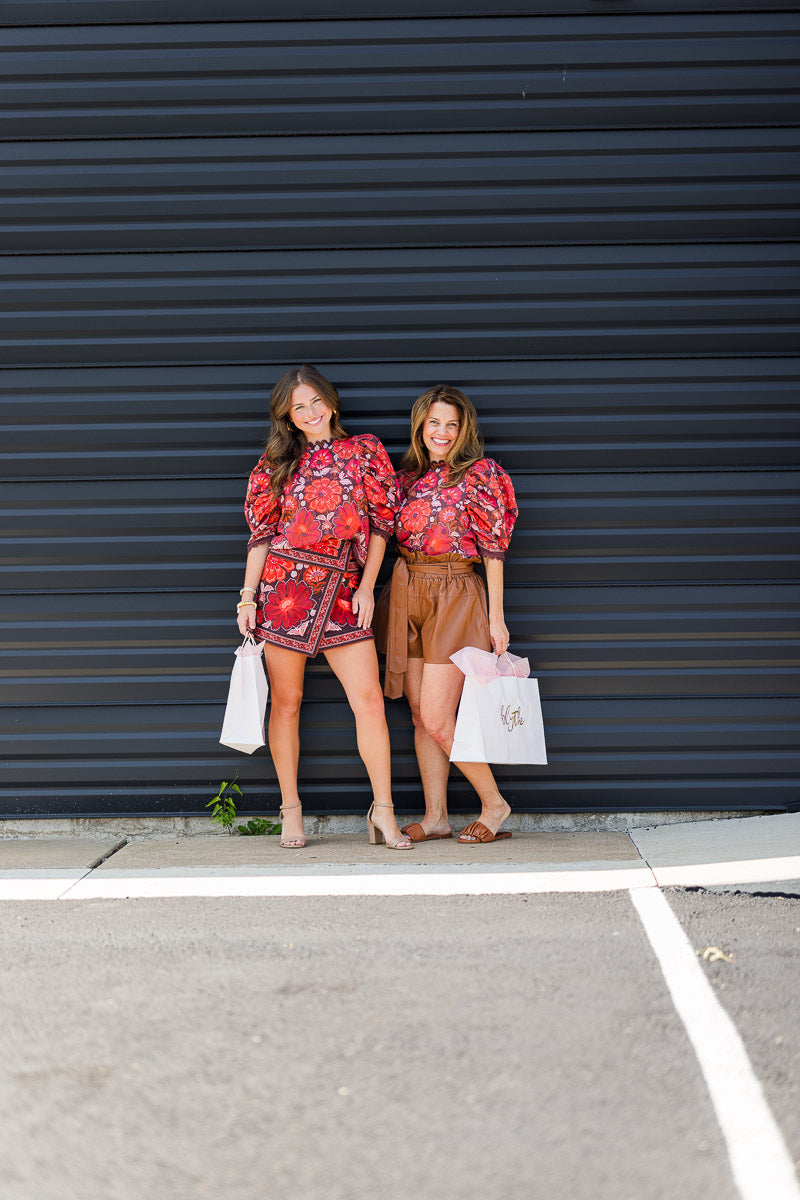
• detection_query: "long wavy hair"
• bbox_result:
[399,385,485,486]
[264,365,348,497]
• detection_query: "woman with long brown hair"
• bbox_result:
[236,365,411,849]
[375,385,518,843]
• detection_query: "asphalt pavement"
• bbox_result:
[0,893,744,1200]
[0,812,798,1200]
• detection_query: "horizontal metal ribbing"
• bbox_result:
[1,5,797,816]
[0,14,798,138]
[2,129,797,255]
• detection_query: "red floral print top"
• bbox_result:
[396,458,517,561]
[245,434,399,568]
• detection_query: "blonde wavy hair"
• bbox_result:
[399,385,485,486]
[264,365,348,497]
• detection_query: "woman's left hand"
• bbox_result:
[489,616,510,656]
[351,583,375,629]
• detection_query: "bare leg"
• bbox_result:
[403,657,452,837]
[323,640,411,847]
[262,644,307,846]
[419,663,511,837]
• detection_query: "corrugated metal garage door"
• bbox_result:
[1,2,798,817]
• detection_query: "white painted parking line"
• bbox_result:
[644,855,800,889]
[60,863,656,899]
[0,869,89,901]
[631,814,800,889]
[630,887,800,1200]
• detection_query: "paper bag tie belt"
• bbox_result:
[383,555,476,700]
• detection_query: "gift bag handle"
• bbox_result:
[238,631,264,656]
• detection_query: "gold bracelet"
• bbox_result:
[236,600,257,612]
[239,586,256,596]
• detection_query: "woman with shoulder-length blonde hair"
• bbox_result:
[237,364,411,850]
[375,385,518,843]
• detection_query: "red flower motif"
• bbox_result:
[285,508,322,548]
[332,502,362,540]
[439,486,462,504]
[415,475,436,496]
[303,566,328,587]
[263,579,314,631]
[305,477,343,514]
[331,593,357,627]
[425,523,454,554]
[400,499,431,533]
[262,558,287,583]
[309,447,333,469]
[439,505,460,528]
[344,456,363,481]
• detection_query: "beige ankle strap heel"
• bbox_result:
[279,803,306,849]
[366,803,412,849]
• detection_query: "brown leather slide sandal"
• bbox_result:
[401,822,454,843]
[457,821,512,844]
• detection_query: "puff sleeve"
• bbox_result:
[464,458,518,560]
[244,455,280,551]
[356,434,400,541]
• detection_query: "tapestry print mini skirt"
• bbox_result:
[254,541,373,657]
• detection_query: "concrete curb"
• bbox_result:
[0,812,799,899]
[0,809,764,840]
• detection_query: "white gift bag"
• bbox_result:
[219,634,268,754]
[449,647,547,765]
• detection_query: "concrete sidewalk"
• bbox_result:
[0,811,798,899]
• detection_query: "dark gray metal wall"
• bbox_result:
[1,3,798,817]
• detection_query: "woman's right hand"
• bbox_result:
[237,604,257,637]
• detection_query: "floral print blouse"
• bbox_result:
[245,434,399,568]
[396,458,517,561]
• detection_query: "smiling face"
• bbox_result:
[422,400,461,462]
[289,382,334,442]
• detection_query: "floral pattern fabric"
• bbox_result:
[254,543,364,654]
[245,433,397,565]
[244,434,400,655]
[395,458,517,561]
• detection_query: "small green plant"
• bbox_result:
[206,774,242,833]
[207,775,281,836]
[237,817,280,836]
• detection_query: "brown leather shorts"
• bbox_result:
[374,553,490,698]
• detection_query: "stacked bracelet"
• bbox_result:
[239,586,256,597]
[236,600,257,613]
